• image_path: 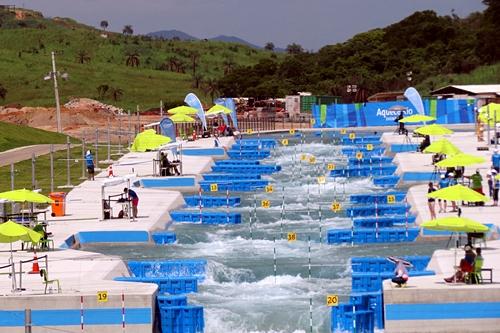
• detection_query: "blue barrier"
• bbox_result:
[349,192,406,204]
[349,291,384,329]
[348,156,393,165]
[353,215,416,228]
[341,147,386,155]
[184,195,241,207]
[170,211,242,224]
[152,232,176,245]
[211,164,281,174]
[231,143,261,150]
[341,136,381,144]
[115,277,198,295]
[352,270,435,292]
[330,165,397,177]
[373,175,399,187]
[227,150,271,159]
[351,256,431,273]
[493,154,500,169]
[215,160,260,165]
[202,173,261,181]
[327,228,420,244]
[390,144,419,153]
[346,203,408,217]
[157,295,188,308]
[128,259,206,280]
[199,180,269,192]
[331,305,375,333]
[160,305,204,333]
[236,139,276,148]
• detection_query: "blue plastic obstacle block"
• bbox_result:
[184,195,241,207]
[353,215,416,228]
[127,259,207,280]
[152,232,177,245]
[331,305,375,333]
[390,143,419,153]
[352,270,435,292]
[227,150,271,159]
[340,135,381,144]
[341,146,386,155]
[160,305,204,333]
[157,295,188,308]
[230,143,261,150]
[346,203,408,217]
[349,192,407,204]
[493,154,500,168]
[351,256,431,273]
[236,139,277,148]
[330,165,397,177]
[373,175,400,187]
[215,159,260,165]
[211,164,280,174]
[348,156,393,165]
[202,173,262,181]
[199,180,269,192]
[327,228,419,244]
[349,291,384,329]
[170,211,242,224]
[114,277,198,294]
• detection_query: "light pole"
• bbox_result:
[44,51,68,133]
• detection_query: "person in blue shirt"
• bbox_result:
[124,188,139,218]
[85,150,95,180]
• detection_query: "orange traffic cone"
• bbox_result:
[108,165,114,178]
[29,254,40,274]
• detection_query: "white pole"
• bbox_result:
[51,51,62,133]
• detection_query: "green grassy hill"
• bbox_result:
[0,121,77,152]
[0,8,276,110]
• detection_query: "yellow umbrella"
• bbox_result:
[415,124,453,136]
[478,103,500,125]
[169,113,196,123]
[167,106,199,115]
[423,138,461,156]
[495,173,500,181]
[421,217,489,233]
[0,189,53,204]
[206,105,232,115]
[130,129,172,152]
[427,184,488,202]
[399,114,436,123]
[435,153,486,168]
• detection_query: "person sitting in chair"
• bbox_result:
[445,245,476,283]
[419,135,431,152]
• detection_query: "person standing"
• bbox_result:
[437,174,449,213]
[124,187,139,218]
[85,150,95,180]
[428,182,437,219]
[493,171,499,206]
[395,111,405,135]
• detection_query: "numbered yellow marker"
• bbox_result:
[356,152,363,160]
[287,232,297,242]
[349,133,356,140]
[387,195,396,204]
[300,154,307,161]
[246,129,254,134]
[340,129,347,135]
[281,138,289,146]
[366,144,374,151]
[310,118,316,125]
[210,183,218,192]
[309,156,316,164]
[331,201,342,213]
[97,291,108,303]
[326,294,339,307]
[261,199,270,209]
[317,176,326,184]
[289,129,296,135]
[327,163,335,171]
[265,185,274,193]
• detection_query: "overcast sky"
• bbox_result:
[12,0,485,50]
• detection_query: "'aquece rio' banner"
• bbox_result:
[312,99,475,128]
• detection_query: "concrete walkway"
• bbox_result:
[0,144,68,167]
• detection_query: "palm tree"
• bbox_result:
[125,52,140,67]
[96,84,109,99]
[0,84,7,100]
[109,87,124,101]
[100,20,109,31]
[122,25,134,36]
[222,58,235,75]
[264,42,275,51]
[75,50,91,64]
[286,43,303,54]
[168,56,179,72]
[203,78,219,101]
[190,51,200,76]
[192,73,203,89]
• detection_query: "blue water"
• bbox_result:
[85,133,446,333]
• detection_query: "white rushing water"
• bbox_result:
[85,133,445,333]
